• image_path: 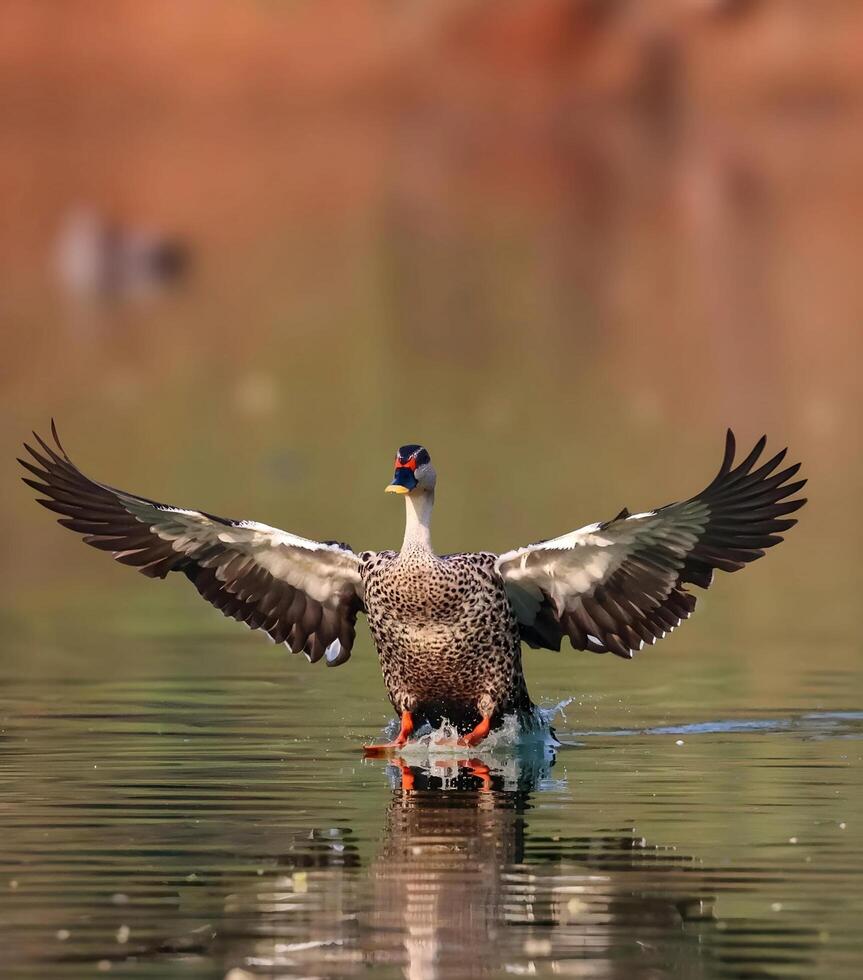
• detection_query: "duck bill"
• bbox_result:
[386,467,418,494]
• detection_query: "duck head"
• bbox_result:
[386,445,436,495]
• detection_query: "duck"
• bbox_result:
[19,424,805,753]
[54,206,190,302]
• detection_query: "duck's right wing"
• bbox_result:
[20,423,365,666]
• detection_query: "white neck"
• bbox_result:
[402,490,435,553]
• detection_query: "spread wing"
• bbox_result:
[19,422,365,666]
[496,431,806,659]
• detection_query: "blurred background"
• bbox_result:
[1,0,861,673]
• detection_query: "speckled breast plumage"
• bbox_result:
[360,546,533,731]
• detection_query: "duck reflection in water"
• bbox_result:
[222,744,742,980]
[366,748,718,980]
[369,748,553,980]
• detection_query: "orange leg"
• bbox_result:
[363,710,414,756]
[458,713,492,748]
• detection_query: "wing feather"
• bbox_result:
[497,431,806,659]
[20,422,366,666]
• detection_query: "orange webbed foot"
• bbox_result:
[362,742,404,757]
[457,714,492,748]
[363,709,414,757]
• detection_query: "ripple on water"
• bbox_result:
[0,669,861,979]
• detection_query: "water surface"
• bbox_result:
[1,619,860,979]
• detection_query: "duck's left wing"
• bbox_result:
[20,422,365,666]
[495,431,806,659]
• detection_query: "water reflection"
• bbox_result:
[368,751,551,980]
[1,667,845,979]
[212,751,781,980]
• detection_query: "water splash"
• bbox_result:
[382,702,572,791]
[386,698,572,762]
